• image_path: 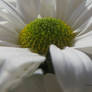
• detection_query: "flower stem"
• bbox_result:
[39,50,55,74]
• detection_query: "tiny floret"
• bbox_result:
[19,17,76,55]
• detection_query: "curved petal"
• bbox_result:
[56,0,84,21]
[50,45,92,92]
[68,0,92,29]
[40,0,56,17]
[0,47,45,92]
[74,31,92,55]
[16,0,40,23]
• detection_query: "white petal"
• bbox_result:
[74,17,92,36]
[34,69,43,74]
[68,0,92,29]
[0,0,25,30]
[0,21,21,47]
[0,40,19,47]
[4,0,16,7]
[0,10,25,32]
[56,0,67,20]
[56,0,84,21]
[0,21,18,44]
[0,47,45,92]
[40,0,56,17]
[50,45,92,92]
[0,0,26,46]
[74,31,92,55]
[16,0,40,23]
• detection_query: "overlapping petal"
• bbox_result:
[0,21,18,44]
[5,0,16,7]
[0,0,26,47]
[74,17,92,36]
[16,0,40,23]
[0,47,45,92]
[0,0,25,30]
[68,0,92,29]
[50,45,92,92]
[0,21,22,47]
[56,0,84,21]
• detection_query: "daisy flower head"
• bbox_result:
[0,0,92,92]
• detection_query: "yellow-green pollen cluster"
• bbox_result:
[19,17,76,55]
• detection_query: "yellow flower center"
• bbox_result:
[19,17,76,55]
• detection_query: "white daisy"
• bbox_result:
[0,0,92,92]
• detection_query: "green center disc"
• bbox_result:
[19,17,76,55]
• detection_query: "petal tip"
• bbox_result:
[41,56,46,62]
[50,44,57,51]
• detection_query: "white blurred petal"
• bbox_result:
[50,45,92,92]
[56,0,67,20]
[16,0,40,23]
[40,0,56,17]
[4,0,16,7]
[34,69,43,75]
[0,47,45,92]
[9,74,62,92]
[0,0,26,46]
[0,40,19,47]
[56,0,84,21]
[44,74,63,92]
[68,0,92,29]
[74,17,92,36]
[9,74,45,92]
[74,31,92,55]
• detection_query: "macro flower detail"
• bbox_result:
[0,0,92,92]
[19,17,76,55]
